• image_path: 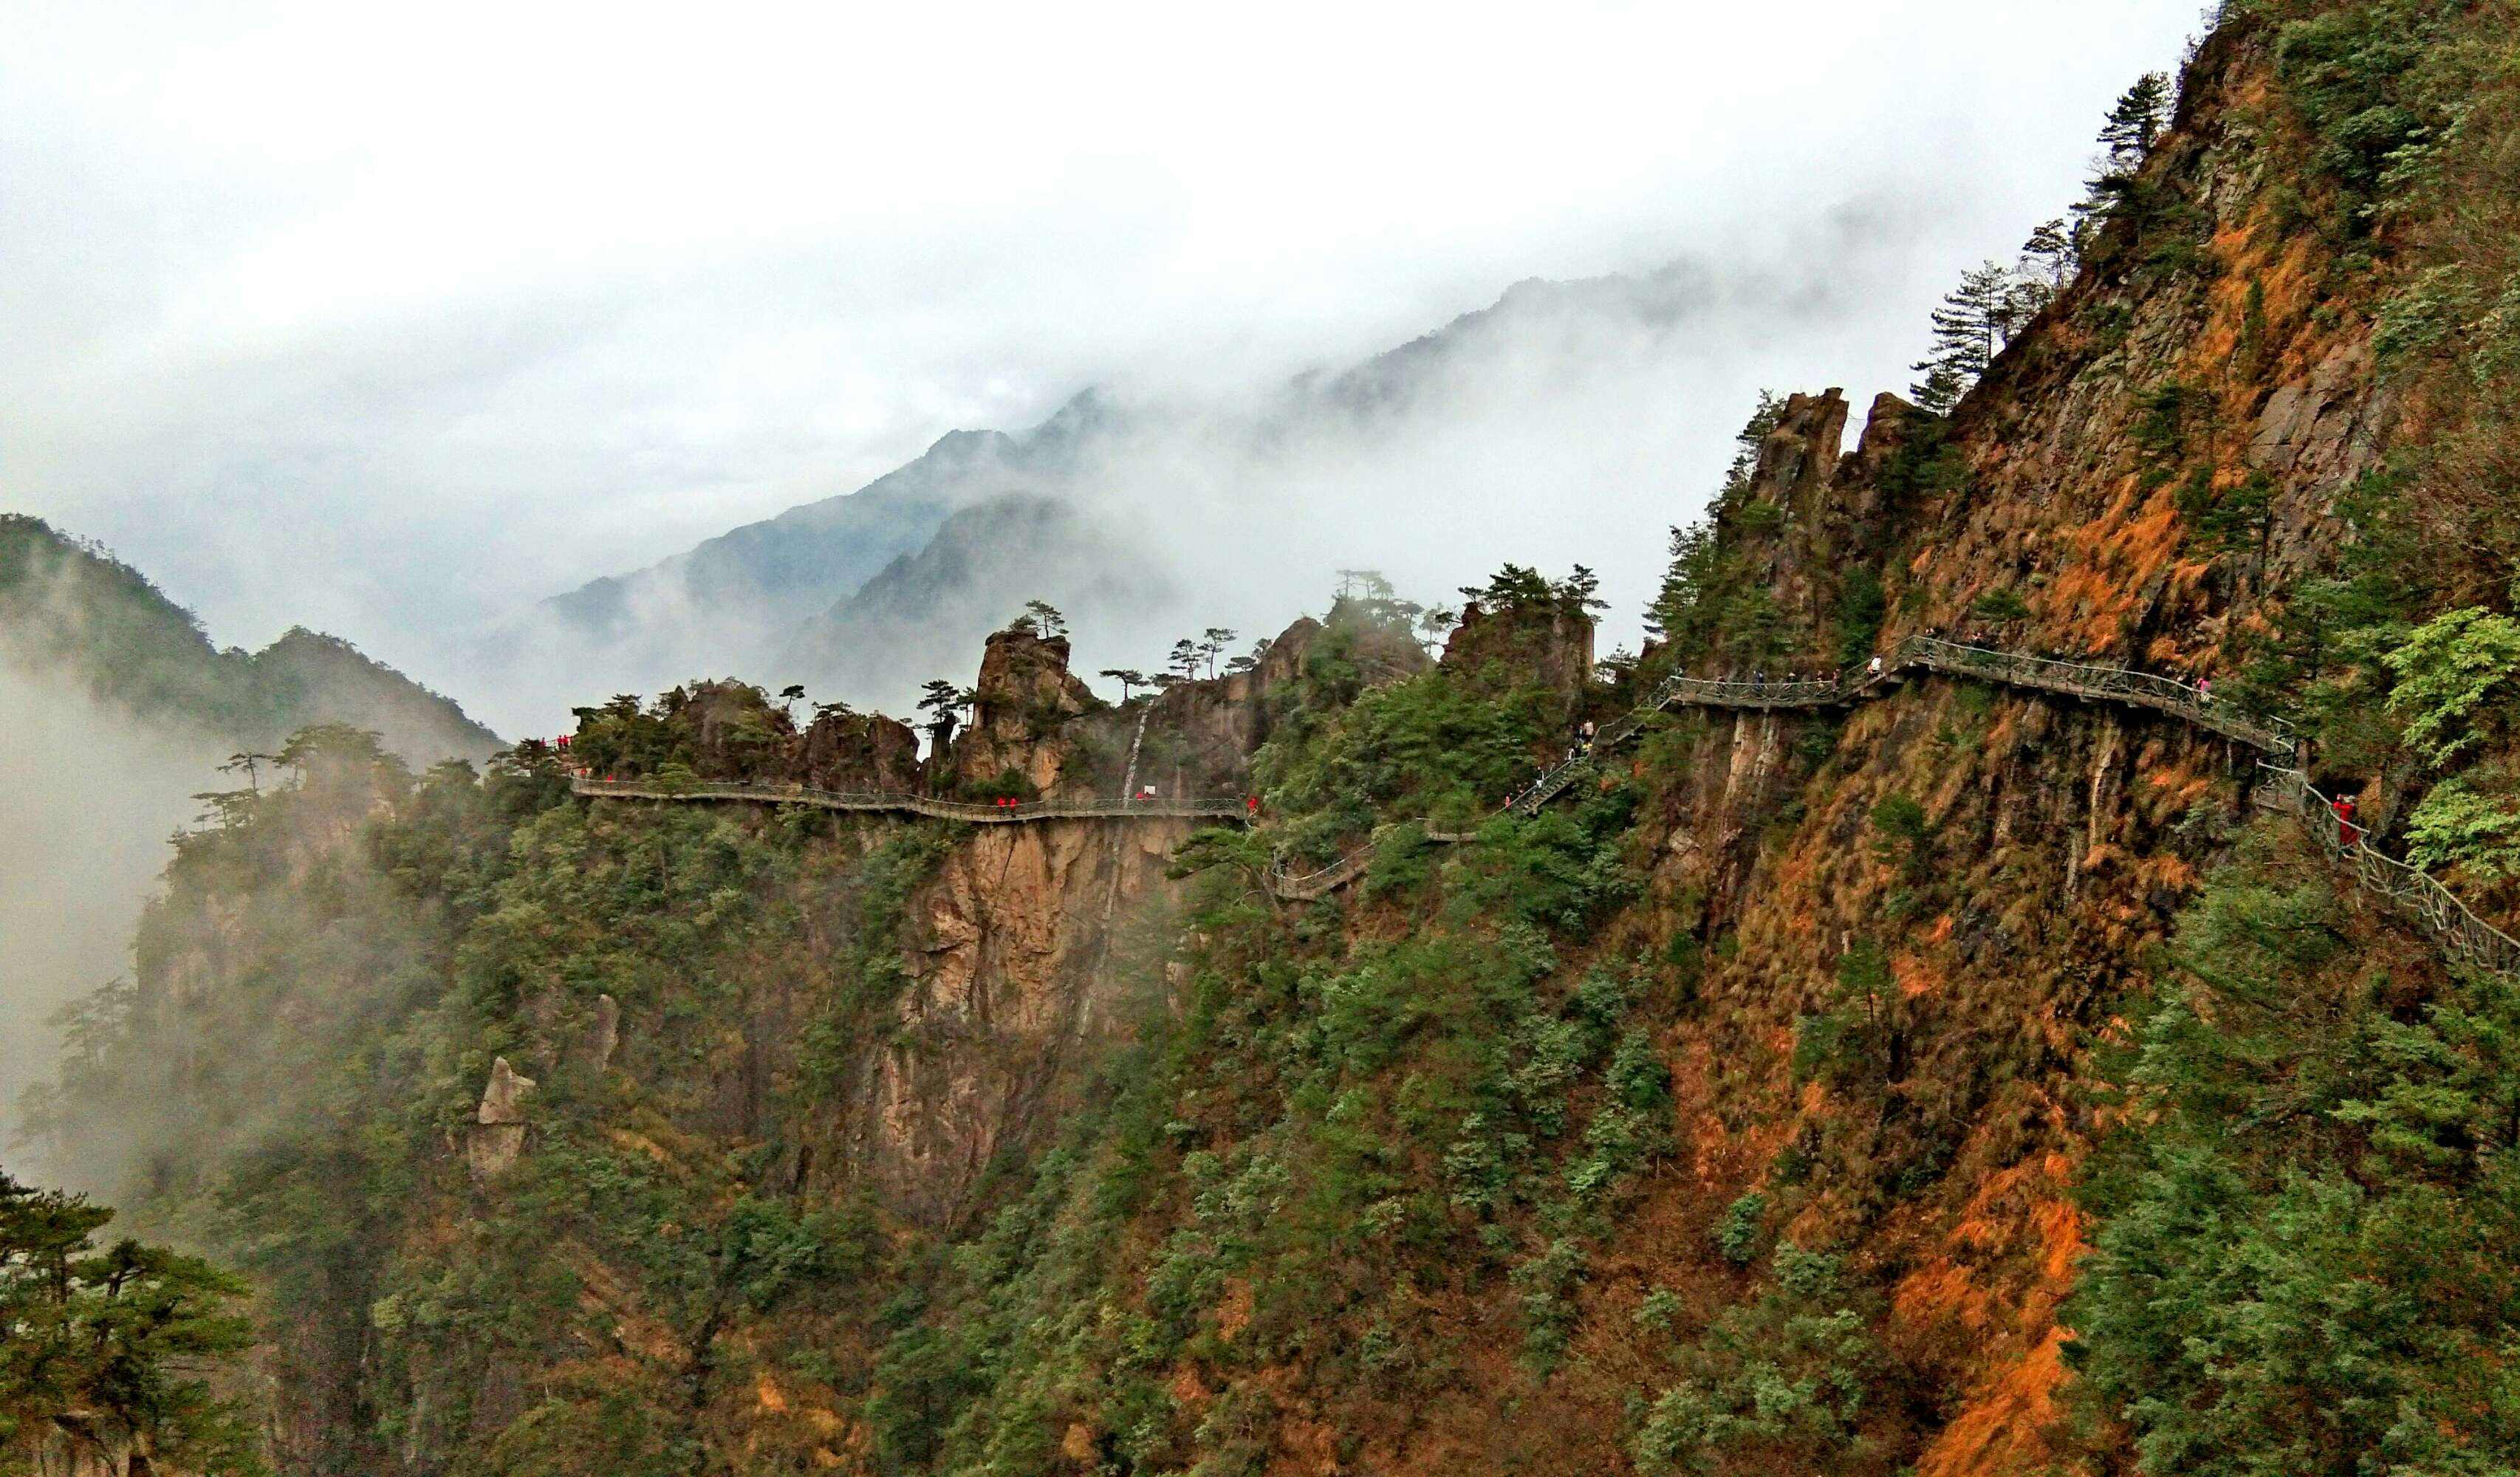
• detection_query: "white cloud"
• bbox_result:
[0,0,2211,719]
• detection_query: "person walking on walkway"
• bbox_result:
[1578,719,1597,755]
[1867,654,1885,681]
[2332,793,2363,849]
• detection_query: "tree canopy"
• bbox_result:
[0,1171,263,1474]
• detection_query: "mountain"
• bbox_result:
[0,513,501,764]
[1310,264,1713,418]
[777,490,1171,703]
[31,4,2520,1472]
[533,391,1119,678]
[520,265,1728,717]
[0,513,500,1185]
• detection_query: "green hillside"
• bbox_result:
[0,514,499,762]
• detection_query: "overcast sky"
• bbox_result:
[0,0,2211,713]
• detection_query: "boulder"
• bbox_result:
[583,993,620,1073]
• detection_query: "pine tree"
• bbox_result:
[2074,72,2174,241]
[2020,216,2075,288]
[1198,628,1236,679]
[0,1172,262,1473]
[1910,260,2021,413]
[1721,391,1787,502]
[1555,565,1608,614]
[2098,72,2171,175]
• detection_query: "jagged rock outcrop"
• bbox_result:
[1442,598,1593,697]
[1131,613,1393,797]
[949,627,1101,795]
[861,818,1191,1224]
[581,993,620,1073]
[645,679,796,778]
[467,1057,535,1180]
[791,707,922,792]
[1840,391,1931,517]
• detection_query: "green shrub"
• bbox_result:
[2066,850,2520,1473]
[1631,1244,1883,1475]
[1714,1192,1768,1267]
[2406,770,2520,880]
[1969,586,2033,623]
[2383,606,2520,763]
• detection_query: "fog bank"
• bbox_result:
[0,662,226,1158]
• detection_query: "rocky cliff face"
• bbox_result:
[867,815,1194,1224]
[793,705,924,792]
[1443,596,1594,696]
[1556,18,2442,1469]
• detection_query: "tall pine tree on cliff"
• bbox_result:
[1911,260,2021,413]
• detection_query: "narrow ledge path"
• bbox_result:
[1266,636,2516,975]
[570,635,2516,974]
[569,778,1249,825]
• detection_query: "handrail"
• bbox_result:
[1267,849,1377,902]
[570,776,1250,823]
[566,645,2513,983]
[1900,637,2290,753]
[1296,640,2499,980]
[2253,764,2520,976]
[1502,636,2284,821]
[1280,638,2290,897]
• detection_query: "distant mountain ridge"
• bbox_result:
[0,514,501,764]
[777,491,1168,701]
[527,264,1722,715]
[540,389,1120,643]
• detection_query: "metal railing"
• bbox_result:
[1499,637,2283,820]
[570,776,1250,823]
[1265,823,1482,902]
[569,647,2518,979]
[1267,849,1377,902]
[2254,765,2520,976]
[1900,637,2290,753]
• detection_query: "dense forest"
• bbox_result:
[13,0,2520,1472]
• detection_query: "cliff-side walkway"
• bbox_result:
[565,637,2515,973]
[1276,637,2516,975]
[569,776,1250,824]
